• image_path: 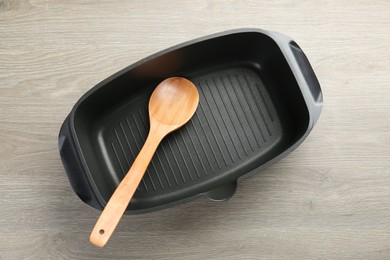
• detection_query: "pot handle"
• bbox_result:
[286,40,323,126]
[271,31,323,126]
[59,116,102,210]
[288,40,323,104]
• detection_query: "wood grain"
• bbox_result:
[1,0,389,259]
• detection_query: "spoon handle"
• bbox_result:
[90,129,162,247]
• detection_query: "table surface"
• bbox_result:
[1,1,389,259]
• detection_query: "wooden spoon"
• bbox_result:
[90,77,199,247]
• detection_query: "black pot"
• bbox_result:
[59,28,323,214]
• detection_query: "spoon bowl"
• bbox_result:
[149,77,199,127]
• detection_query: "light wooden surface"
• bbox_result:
[1,0,389,259]
[90,77,199,247]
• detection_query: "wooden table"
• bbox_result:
[1,1,389,259]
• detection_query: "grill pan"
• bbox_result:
[59,28,323,213]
